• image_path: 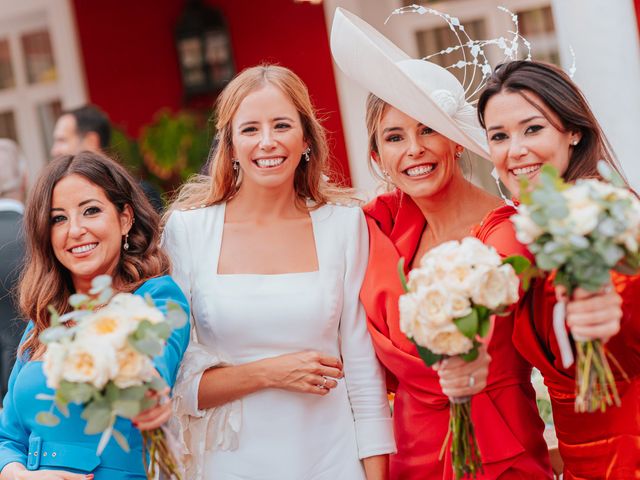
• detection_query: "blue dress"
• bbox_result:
[0,275,190,479]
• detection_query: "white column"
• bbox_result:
[551,0,640,189]
[323,0,400,196]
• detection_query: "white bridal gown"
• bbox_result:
[163,203,395,480]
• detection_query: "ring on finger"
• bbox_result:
[468,374,475,388]
[321,377,328,388]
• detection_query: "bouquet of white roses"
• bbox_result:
[512,163,640,413]
[36,275,187,479]
[398,237,527,479]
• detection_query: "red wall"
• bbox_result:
[71,0,351,183]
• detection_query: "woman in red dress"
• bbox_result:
[477,60,637,479]
[331,9,552,479]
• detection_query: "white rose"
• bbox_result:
[398,293,420,338]
[76,307,132,350]
[512,209,543,245]
[459,237,501,267]
[449,292,472,318]
[109,293,164,325]
[564,184,601,236]
[426,324,474,355]
[416,284,452,328]
[500,264,521,305]
[62,340,118,389]
[42,342,68,389]
[471,267,510,310]
[113,345,155,388]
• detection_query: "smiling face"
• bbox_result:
[231,84,308,192]
[50,174,133,293]
[373,105,461,200]
[483,90,581,195]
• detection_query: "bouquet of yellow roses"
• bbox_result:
[398,237,527,479]
[36,275,187,479]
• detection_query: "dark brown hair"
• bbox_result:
[477,60,627,185]
[18,151,170,358]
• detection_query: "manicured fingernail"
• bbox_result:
[132,421,138,427]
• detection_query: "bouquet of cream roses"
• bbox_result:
[36,275,187,479]
[512,163,639,413]
[398,237,527,479]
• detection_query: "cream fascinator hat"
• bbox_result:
[330,7,490,159]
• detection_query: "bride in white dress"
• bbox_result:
[163,65,395,480]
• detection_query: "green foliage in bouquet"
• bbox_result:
[514,162,640,413]
[517,164,640,295]
[36,275,187,478]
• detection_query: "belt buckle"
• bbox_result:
[27,436,42,470]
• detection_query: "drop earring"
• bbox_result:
[232,159,239,171]
[123,234,130,251]
[303,147,311,163]
[492,168,515,207]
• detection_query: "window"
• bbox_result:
[0,0,87,181]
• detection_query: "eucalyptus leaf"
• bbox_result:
[150,322,172,340]
[131,338,163,357]
[69,293,90,308]
[97,287,114,305]
[39,326,71,344]
[144,293,155,307]
[119,386,148,402]
[166,301,188,329]
[113,400,142,419]
[36,411,60,427]
[47,306,61,327]
[83,406,112,435]
[149,376,168,392]
[89,275,112,295]
[453,309,479,339]
[112,428,131,453]
[59,381,96,404]
[397,258,409,293]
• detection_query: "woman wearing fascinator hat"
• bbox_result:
[477,60,639,478]
[331,8,553,479]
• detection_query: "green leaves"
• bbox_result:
[454,310,478,340]
[36,411,60,427]
[397,258,409,293]
[502,255,530,275]
[112,429,131,453]
[414,342,442,366]
[166,301,188,329]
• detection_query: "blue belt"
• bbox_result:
[27,436,144,473]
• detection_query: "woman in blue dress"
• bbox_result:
[0,152,190,480]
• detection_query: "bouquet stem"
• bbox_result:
[445,397,483,479]
[574,340,622,413]
[142,427,182,480]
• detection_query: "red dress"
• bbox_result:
[360,190,552,479]
[514,271,640,479]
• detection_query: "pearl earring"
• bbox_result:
[571,139,579,146]
[123,234,129,251]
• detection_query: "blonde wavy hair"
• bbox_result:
[167,64,351,214]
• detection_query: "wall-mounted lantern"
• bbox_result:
[175,0,234,98]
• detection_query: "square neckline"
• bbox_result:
[213,202,321,277]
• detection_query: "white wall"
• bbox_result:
[551,0,640,190]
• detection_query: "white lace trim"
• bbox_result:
[169,340,241,479]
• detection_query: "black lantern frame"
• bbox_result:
[175,0,235,98]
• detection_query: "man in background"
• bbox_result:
[51,105,164,212]
[0,139,27,398]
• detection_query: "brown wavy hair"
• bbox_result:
[18,151,170,358]
[477,60,628,185]
[166,64,350,216]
